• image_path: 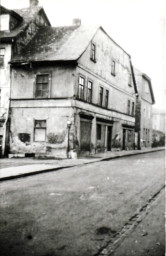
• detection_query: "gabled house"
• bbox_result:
[9,17,138,158]
[134,69,155,148]
[0,1,50,155]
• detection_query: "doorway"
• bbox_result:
[107,126,112,151]
[122,129,126,150]
[80,120,92,152]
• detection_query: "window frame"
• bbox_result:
[35,73,51,98]
[128,73,132,87]
[90,42,96,62]
[99,86,104,106]
[0,48,5,68]
[97,124,102,140]
[78,75,85,100]
[105,89,109,108]
[111,60,116,76]
[127,100,131,115]
[131,102,135,116]
[34,120,47,142]
[87,80,93,103]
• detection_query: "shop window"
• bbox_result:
[97,124,101,140]
[78,76,85,100]
[111,60,116,76]
[87,80,93,103]
[99,86,103,106]
[35,74,50,98]
[90,43,96,62]
[34,120,46,142]
[105,89,109,108]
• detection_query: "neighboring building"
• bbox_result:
[0,1,50,155]
[9,15,138,158]
[134,69,155,148]
[152,108,165,145]
[152,108,165,134]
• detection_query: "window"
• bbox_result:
[127,100,131,115]
[0,89,1,106]
[35,74,49,98]
[105,90,109,108]
[78,76,85,100]
[131,102,135,116]
[128,74,132,87]
[90,43,96,62]
[0,14,9,31]
[111,60,116,76]
[87,80,93,103]
[34,120,46,142]
[99,86,103,106]
[0,49,5,67]
[97,124,101,140]
[19,133,30,143]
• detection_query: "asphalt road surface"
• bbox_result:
[0,151,165,256]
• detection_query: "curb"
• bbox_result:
[0,148,164,182]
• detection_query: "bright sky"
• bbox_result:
[1,0,166,110]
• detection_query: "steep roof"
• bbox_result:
[134,68,155,104]
[11,24,99,63]
[0,5,50,42]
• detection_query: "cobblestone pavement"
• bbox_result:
[0,151,165,256]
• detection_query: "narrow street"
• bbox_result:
[0,151,165,256]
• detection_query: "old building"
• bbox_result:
[0,1,50,155]
[152,108,165,145]
[134,69,155,148]
[9,15,138,158]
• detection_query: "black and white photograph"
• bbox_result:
[0,0,165,255]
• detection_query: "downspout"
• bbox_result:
[129,58,141,149]
[2,48,13,156]
[2,99,10,156]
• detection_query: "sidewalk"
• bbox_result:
[0,147,164,181]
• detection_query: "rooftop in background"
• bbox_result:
[0,5,51,42]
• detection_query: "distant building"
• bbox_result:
[0,2,50,155]
[152,108,165,134]
[8,11,138,158]
[134,69,155,148]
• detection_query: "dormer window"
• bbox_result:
[0,14,10,31]
[90,43,96,62]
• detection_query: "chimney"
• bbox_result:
[29,0,39,7]
[72,18,81,26]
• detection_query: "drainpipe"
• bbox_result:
[67,120,71,158]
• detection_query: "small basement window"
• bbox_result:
[19,133,31,143]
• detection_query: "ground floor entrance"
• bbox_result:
[122,125,135,150]
[107,126,112,151]
[80,117,92,152]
